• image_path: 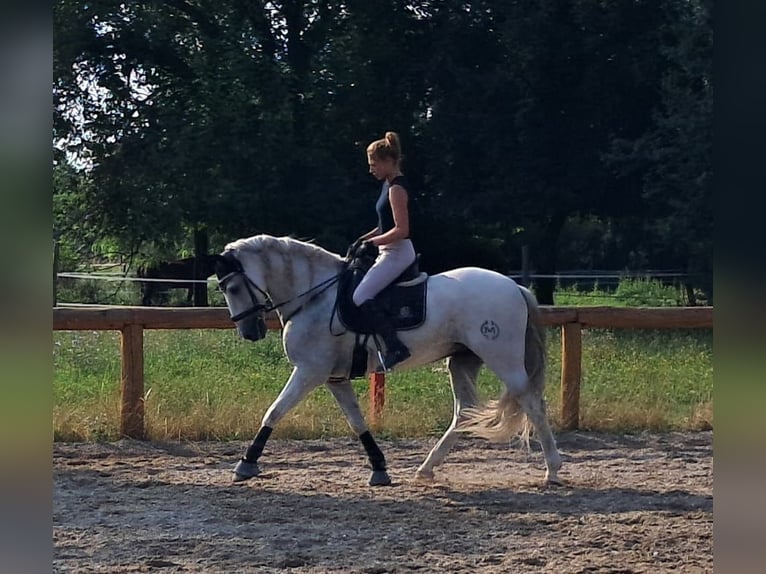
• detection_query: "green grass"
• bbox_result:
[53,277,712,440]
[53,326,713,441]
[553,278,687,306]
[575,329,713,430]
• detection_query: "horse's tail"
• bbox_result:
[136,262,153,278]
[519,284,546,395]
[457,285,545,446]
[458,393,530,445]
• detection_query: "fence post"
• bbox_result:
[120,323,145,439]
[193,226,209,306]
[560,322,582,430]
[521,245,530,287]
[369,371,386,422]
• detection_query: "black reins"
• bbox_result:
[219,266,343,323]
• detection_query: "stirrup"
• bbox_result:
[381,347,411,372]
[376,348,387,371]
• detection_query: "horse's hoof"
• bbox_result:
[369,470,392,486]
[415,468,435,482]
[545,475,564,487]
[232,459,260,482]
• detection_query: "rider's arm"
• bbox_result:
[358,227,380,242]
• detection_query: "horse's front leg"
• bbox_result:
[326,379,391,486]
[141,284,152,306]
[233,366,324,482]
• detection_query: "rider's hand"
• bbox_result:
[357,240,378,258]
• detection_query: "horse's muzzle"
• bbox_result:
[238,316,268,342]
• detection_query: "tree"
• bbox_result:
[606,0,713,301]
[54,1,434,258]
[419,0,667,301]
[54,0,712,305]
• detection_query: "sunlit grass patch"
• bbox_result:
[53,326,712,441]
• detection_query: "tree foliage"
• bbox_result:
[53,0,713,301]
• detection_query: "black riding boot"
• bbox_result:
[359,300,411,371]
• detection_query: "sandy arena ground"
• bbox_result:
[54,431,712,573]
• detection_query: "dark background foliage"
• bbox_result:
[53,0,712,303]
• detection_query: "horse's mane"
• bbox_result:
[224,235,343,266]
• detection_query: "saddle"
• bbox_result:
[336,252,428,335]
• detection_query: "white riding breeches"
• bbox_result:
[352,239,417,306]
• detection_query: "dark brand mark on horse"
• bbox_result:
[480,320,500,340]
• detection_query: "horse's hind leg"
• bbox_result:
[517,390,562,485]
[326,379,391,486]
[475,360,562,485]
[416,351,482,481]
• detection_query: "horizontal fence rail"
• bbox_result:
[53,305,713,438]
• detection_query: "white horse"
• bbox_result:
[214,234,562,486]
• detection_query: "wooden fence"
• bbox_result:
[53,305,713,439]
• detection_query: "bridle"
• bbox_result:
[218,269,275,322]
[218,257,343,323]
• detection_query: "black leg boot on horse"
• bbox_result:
[359,299,411,371]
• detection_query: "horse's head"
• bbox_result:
[214,251,270,342]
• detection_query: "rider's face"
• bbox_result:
[367,156,395,181]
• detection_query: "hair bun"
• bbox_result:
[367,131,403,165]
[384,131,400,155]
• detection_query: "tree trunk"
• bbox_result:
[535,271,556,306]
[533,213,567,305]
[193,227,209,306]
[521,245,530,287]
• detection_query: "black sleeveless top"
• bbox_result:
[376,175,410,238]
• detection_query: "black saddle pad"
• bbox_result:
[336,257,427,334]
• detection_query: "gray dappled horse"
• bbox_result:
[214,235,562,486]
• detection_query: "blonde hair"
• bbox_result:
[367,131,402,166]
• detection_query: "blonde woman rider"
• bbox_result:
[352,131,417,370]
